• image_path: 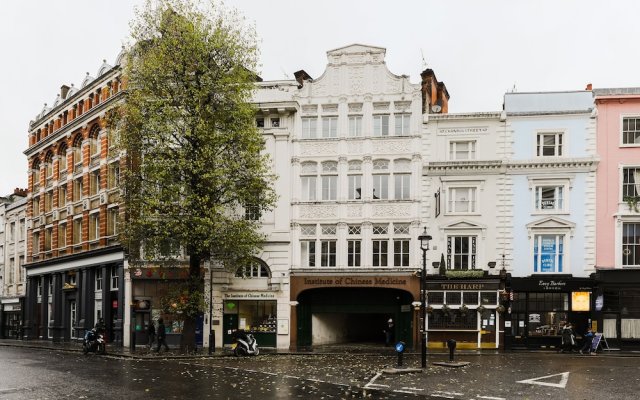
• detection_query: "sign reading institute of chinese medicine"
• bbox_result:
[571,291,590,312]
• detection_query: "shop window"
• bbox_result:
[427,291,444,305]
[446,292,462,305]
[429,310,477,330]
[463,292,479,305]
[226,300,277,333]
[480,292,498,305]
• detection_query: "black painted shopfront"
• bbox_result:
[505,276,593,349]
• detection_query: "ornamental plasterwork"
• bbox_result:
[299,141,339,156]
[372,139,412,153]
[349,67,365,94]
[322,104,339,113]
[373,102,390,111]
[371,204,412,218]
[299,205,337,219]
[348,103,363,113]
[347,205,362,218]
[394,101,411,112]
[301,105,317,114]
[347,141,364,154]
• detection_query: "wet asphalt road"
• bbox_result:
[1,346,639,399]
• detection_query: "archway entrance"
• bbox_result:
[296,287,414,348]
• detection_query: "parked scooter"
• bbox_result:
[83,328,106,355]
[231,330,259,356]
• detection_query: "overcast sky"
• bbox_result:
[1,0,639,195]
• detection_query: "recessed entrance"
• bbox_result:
[297,287,414,348]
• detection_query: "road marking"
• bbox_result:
[430,394,455,399]
[283,375,300,379]
[367,383,390,388]
[516,371,570,388]
[364,372,382,389]
[401,386,424,391]
[433,391,463,396]
[395,389,421,394]
[477,395,506,400]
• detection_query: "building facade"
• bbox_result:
[422,112,509,349]
[0,190,27,338]
[22,55,126,344]
[593,88,640,349]
[503,91,597,349]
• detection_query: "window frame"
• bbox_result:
[447,235,477,270]
[394,114,411,136]
[301,117,318,139]
[621,116,640,146]
[622,222,640,268]
[348,115,362,137]
[536,131,563,157]
[449,140,477,161]
[321,116,338,138]
[446,186,477,214]
[373,114,390,137]
[533,233,565,274]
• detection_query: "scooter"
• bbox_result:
[83,328,106,355]
[232,332,259,356]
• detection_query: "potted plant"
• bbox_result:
[442,304,451,316]
[624,196,640,212]
[496,305,506,313]
[460,304,469,316]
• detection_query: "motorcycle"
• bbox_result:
[83,328,106,355]
[232,331,259,356]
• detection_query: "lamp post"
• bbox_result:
[418,227,432,369]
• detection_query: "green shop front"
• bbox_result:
[222,292,278,348]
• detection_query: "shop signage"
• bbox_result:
[511,277,593,292]
[595,294,603,311]
[426,281,500,291]
[540,237,557,273]
[538,280,566,291]
[571,291,590,312]
[223,292,277,300]
[3,305,20,312]
[301,276,409,287]
[438,126,489,135]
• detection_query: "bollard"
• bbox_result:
[208,330,215,355]
[395,341,406,368]
[447,339,456,361]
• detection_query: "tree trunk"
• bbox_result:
[180,253,202,353]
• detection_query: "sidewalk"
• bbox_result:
[1,338,638,359]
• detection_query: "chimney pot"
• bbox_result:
[586,83,593,91]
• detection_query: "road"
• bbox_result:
[0,346,639,399]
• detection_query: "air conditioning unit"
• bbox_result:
[82,199,89,210]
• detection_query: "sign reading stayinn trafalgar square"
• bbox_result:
[438,126,489,135]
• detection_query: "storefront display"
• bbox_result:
[223,299,277,347]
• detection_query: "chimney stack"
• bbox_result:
[585,83,593,91]
[60,84,70,99]
[13,188,27,197]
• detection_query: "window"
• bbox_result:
[110,267,119,290]
[537,132,563,156]
[89,213,99,241]
[300,162,317,201]
[321,162,337,201]
[394,239,410,266]
[73,177,83,201]
[270,118,280,128]
[450,141,476,160]
[72,135,83,168]
[37,278,42,297]
[32,159,41,188]
[33,231,40,254]
[533,234,564,273]
[347,240,361,267]
[19,219,25,240]
[90,127,101,157]
[622,117,640,145]
[256,118,264,128]
[394,174,411,200]
[44,191,53,213]
[95,270,103,291]
[372,225,389,267]
[448,236,476,270]
[107,208,118,236]
[301,241,316,267]
[321,117,338,138]
[622,223,640,267]
[33,196,41,216]
[44,152,54,179]
[373,115,389,136]
[394,114,410,136]
[58,223,67,248]
[9,222,15,241]
[534,185,564,211]
[622,167,640,199]
[348,116,362,137]
[244,204,260,221]
[58,145,67,174]
[73,218,82,245]
[59,184,67,207]
[373,160,390,200]
[89,170,100,196]
[235,261,270,278]
[348,175,362,200]
[447,187,476,213]
[320,241,336,267]
[44,227,52,251]
[301,117,317,139]
[108,162,120,189]
[8,258,14,283]
[18,256,24,282]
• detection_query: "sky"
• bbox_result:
[1,0,639,195]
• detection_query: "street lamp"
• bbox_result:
[418,227,432,369]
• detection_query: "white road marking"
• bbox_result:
[430,394,455,399]
[477,395,506,400]
[368,383,390,388]
[282,375,300,379]
[433,391,463,396]
[364,372,383,389]
[516,371,570,388]
[395,389,421,394]
[400,386,424,391]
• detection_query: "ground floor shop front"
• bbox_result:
[0,298,23,339]
[505,276,593,350]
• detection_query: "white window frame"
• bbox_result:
[89,212,100,241]
[373,115,389,137]
[393,239,410,267]
[621,115,640,147]
[622,166,640,201]
[95,270,103,292]
[621,221,640,268]
[447,235,477,270]
[347,239,361,267]
[394,114,411,136]
[372,239,389,267]
[447,186,477,214]
[394,173,411,200]
[449,140,477,160]
[321,175,337,200]
[536,131,563,157]
[300,240,316,267]
[110,267,119,290]
[320,240,337,267]
[301,117,317,139]
[321,116,338,138]
[348,174,362,200]
[348,115,362,137]
[532,233,566,274]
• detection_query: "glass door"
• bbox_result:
[69,301,77,339]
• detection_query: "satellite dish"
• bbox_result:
[431,104,442,113]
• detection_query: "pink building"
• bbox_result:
[594,88,640,347]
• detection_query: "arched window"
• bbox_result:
[32,158,41,188]
[58,143,68,175]
[235,259,271,278]
[44,151,54,179]
[89,125,101,158]
[72,134,83,169]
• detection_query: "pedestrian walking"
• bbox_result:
[147,320,156,350]
[579,328,594,354]
[561,322,575,353]
[155,318,170,352]
[384,318,395,346]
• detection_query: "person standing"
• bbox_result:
[384,318,395,346]
[147,320,156,350]
[155,318,170,352]
[561,322,575,353]
[579,328,594,354]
